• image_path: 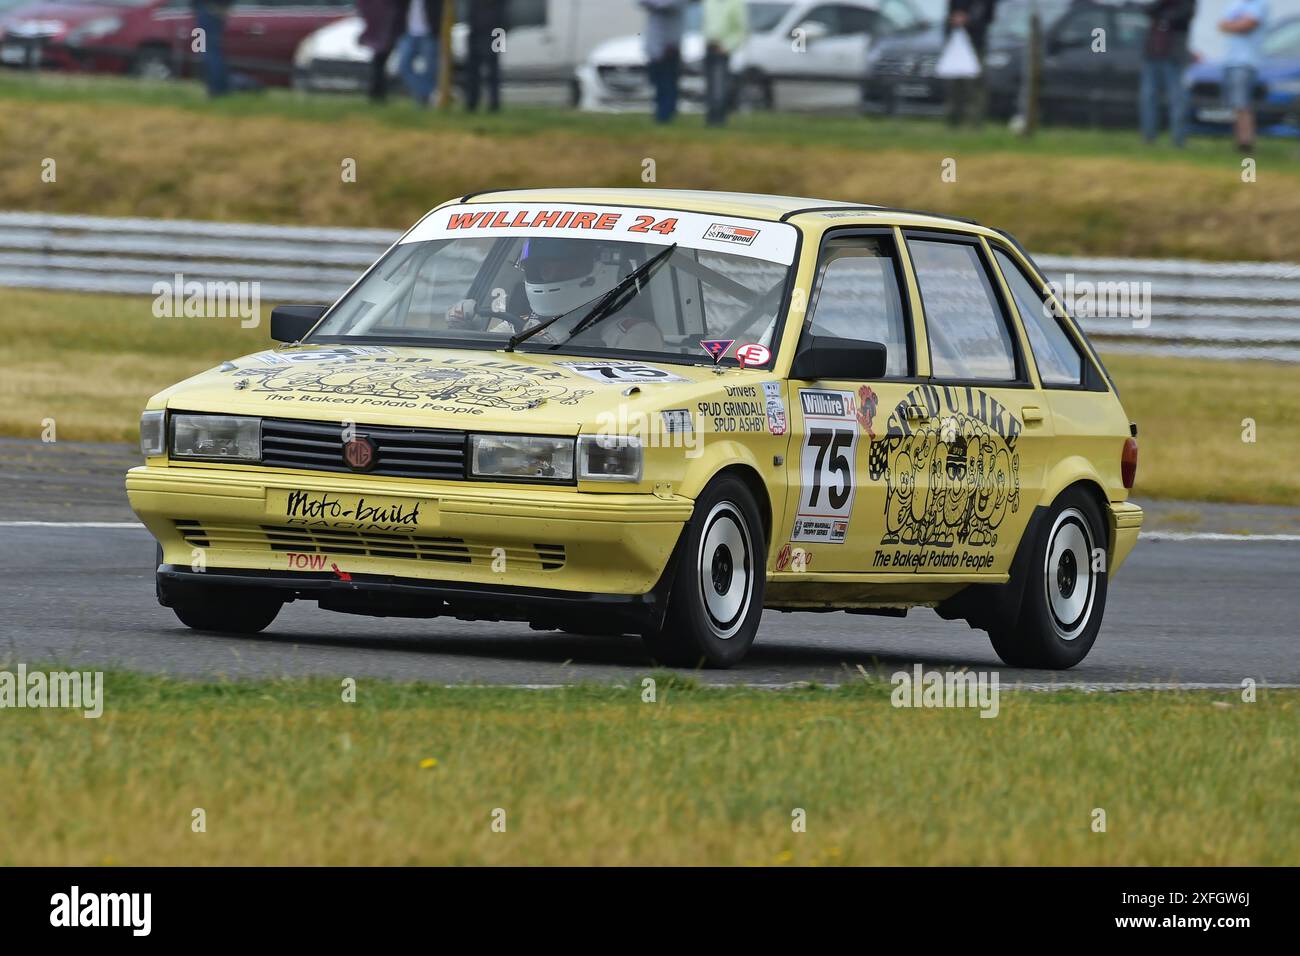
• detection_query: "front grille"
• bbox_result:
[175,520,566,572]
[260,417,467,480]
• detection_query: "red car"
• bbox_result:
[0,0,351,85]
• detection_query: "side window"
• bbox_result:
[805,235,910,377]
[508,0,548,29]
[838,6,881,34]
[799,5,842,34]
[1051,11,1096,51]
[1114,11,1147,49]
[992,247,1085,386]
[908,238,1017,381]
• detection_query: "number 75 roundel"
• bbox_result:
[793,389,858,545]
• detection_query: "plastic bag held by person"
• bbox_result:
[935,26,981,79]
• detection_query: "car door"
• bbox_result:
[1099,7,1150,126]
[1040,3,1108,125]
[885,230,1051,579]
[780,229,921,573]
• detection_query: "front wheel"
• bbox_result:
[643,476,766,668]
[167,580,284,635]
[989,488,1108,669]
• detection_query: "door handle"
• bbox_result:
[1021,405,1045,425]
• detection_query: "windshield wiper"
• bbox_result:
[504,242,677,352]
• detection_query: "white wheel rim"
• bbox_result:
[1044,507,1097,641]
[697,502,753,640]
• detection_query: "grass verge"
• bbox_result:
[1,669,1295,866]
[3,287,1297,505]
[3,72,1299,260]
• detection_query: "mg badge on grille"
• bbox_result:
[343,436,376,471]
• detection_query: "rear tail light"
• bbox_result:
[1121,437,1138,489]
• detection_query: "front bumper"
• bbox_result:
[127,463,692,600]
[1108,500,1143,573]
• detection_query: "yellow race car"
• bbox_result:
[127,188,1142,669]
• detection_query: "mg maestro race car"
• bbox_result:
[127,188,1143,669]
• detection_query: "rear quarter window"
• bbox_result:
[992,247,1085,387]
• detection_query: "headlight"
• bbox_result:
[66,16,122,45]
[140,409,166,457]
[470,434,574,482]
[577,435,642,482]
[170,414,261,462]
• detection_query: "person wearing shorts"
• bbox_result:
[1220,0,1269,153]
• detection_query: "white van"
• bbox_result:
[294,0,644,102]
[576,0,925,113]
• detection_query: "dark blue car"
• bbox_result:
[1186,14,1300,137]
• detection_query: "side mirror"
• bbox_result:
[793,20,830,43]
[789,335,887,380]
[270,304,327,343]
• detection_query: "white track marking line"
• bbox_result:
[1140,531,1300,542]
[472,682,1300,692]
[0,521,144,528]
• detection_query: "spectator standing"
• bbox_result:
[466,0,505,112]
[193,0,233,97]
[1138,0,1196,147]
[943,0,999,127]
[641,0,687,124]
[360,0,405,103]
[703,0,748,126]
[1219,0,1268,153]
[399,0,443,106]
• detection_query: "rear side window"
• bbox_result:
[908,238,1017,381]
[992,248,1085,386]
[805,235,910,377]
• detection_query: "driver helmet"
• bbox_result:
[518,237,620,318]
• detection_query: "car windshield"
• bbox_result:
[1263,17,1300,58]
[988,0,1071,44]
[310,203,797,367]
[749,2,794,33]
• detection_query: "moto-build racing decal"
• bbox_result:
[792,389,859,544]
[868,384,1021,572]
[224,352,593,412]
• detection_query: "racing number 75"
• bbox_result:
[807,428,853,509]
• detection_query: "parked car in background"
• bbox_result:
[863,0,1063,117]
[1187,14,1300,137]
[293,0,642,101]
[0,0,350,84]
[577,0,924,113]
[863,0,1158,127]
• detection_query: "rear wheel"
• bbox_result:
[989,488,1108,669]
[133,45,175,81]
[643,476,766,668]
[736,70,774,111]
[167,581,284,635]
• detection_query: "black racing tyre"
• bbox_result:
[737,70,774,111]
[989,487,1108,669]
[169,582,284,635]
[643,475,766,668]
[133,45,175,81]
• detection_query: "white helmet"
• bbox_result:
[519,238,619,318]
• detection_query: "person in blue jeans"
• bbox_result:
[1219,0,1268,153]
[398,0,442,106]
[193,0,232,97]
[1138,0,1196,147]
[641,0,686,124]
